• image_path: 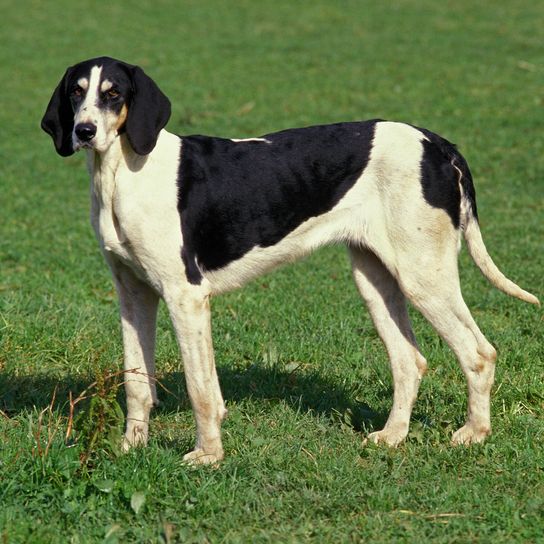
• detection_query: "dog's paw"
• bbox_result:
[183,448,224,466]
[451,424,490,446]
[121,426,148,452]
[363,428,406,447]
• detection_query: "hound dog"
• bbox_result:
[41,57,539,464]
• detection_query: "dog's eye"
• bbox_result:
[71,86,83,97]
[105,89,120,99]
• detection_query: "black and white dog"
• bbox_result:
[42,57,538,464]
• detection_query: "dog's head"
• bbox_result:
[41,57,171,157]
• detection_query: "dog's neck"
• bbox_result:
[87,134,147,181]
[87,136,121,194]
[88,134,151,201]
[87,134,131,254]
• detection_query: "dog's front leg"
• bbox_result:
[110,261,160,450]
[164,286,227,464]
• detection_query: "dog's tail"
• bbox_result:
[453,152,540,305]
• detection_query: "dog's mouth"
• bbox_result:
[74,141,93,150]
[72,138,97,152]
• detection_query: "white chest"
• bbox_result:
[88,132,185,290]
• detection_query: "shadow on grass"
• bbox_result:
[162,367,388,434]
[0,365,389,435]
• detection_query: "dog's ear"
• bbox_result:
[125,66,171,156]
[41,67,76,157]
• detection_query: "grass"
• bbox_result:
[1,0,543,541]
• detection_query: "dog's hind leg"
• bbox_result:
[395,245,497,445]
[111,262,160,450]
[349,246,427,446]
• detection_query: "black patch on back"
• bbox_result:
[177,121,379,282]
[417,127,478,228]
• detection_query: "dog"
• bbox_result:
[41,56,539,464]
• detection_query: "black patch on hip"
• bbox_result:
[417,127,477,228]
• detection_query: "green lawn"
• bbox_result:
[1,0,543,542]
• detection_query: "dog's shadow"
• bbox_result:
[0,363,388,436]
[159,366,388,434]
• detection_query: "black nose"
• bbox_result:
[75,123,96,142]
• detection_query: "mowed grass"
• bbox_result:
[1,0,543,542]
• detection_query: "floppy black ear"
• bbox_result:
[125,66,171,155]
[41,67,76,157]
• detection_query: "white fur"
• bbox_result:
[77,77,89,90]
[100,79,113,92]
[230,137,271,143]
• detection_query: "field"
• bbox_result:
[1,0,543,542]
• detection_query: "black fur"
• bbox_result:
[417,127,478,227]
[124,65,171,155]
[41,66,78,156]
[41,57,171,156]
[177,121,379,282]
